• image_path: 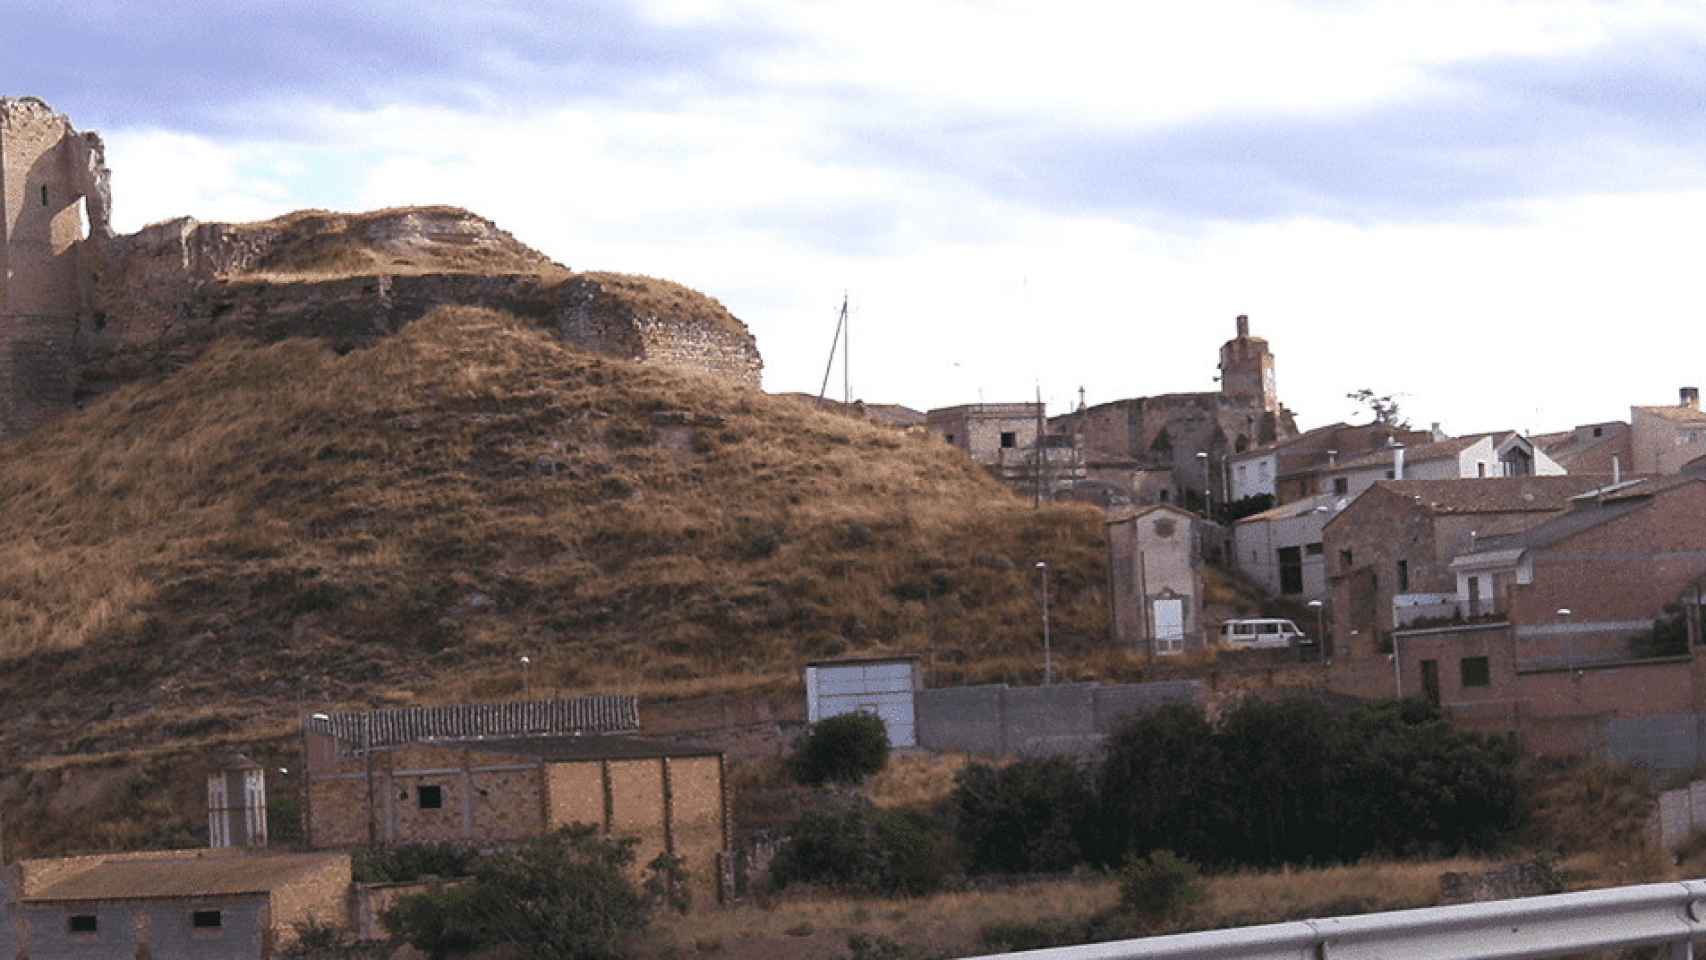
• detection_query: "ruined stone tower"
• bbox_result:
[1217,313,1277,414]
[0,96,111,437]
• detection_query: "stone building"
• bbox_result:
[1631,387,1706,475]
[1531,420,1633,477]
[304,730,729,906]
[0,849,350,958]
[1107,504,1206,655]
[1051,315,1299,509]
[1321,432,1565,502]
[0,96,110,438]
[1229,420,1436,504]
[1231,492,1343,603]
[925,402,1042,465]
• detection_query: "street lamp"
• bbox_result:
[1557,608,1573,669]
[520,656,532,697]
[1308,599,1325,657]
[1195,451,1211,518]
[1036,561,1052,685]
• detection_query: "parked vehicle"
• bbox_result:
[1220,618,1311,648]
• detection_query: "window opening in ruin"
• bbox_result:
[1397,560,1409,592]
[1000,431,1017,449]
[1594,426,1604,437]
[417,785,444,809]
[945,434,956,445]
[68,915,98,934]
[192,910,224,929]
[1159,490,1170,503]
[1461,656,1491,688]
[77,196,90,240]
[40,184,49,207]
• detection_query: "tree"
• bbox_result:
[1347,388,1411,429]
[790,711,891,785]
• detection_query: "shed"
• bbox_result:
[803,655,922,748]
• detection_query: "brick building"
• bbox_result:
[1108,504,1206,655]
[1321,433,1565,502]
[0,849,349,959]
[304,731,729,906]
[1323,476,1605,660]
[1376,477,1706,758]
[1232,492,1343,602]
[1229,421,1437,504]
[1631,387,1706,475]
[925,402,1042,466]
[1531,420,1633,477]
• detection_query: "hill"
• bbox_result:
[0,307,1108,850]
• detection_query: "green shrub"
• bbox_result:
[952,757,1097,874]
[1118,850,1203,923]
[383,825,650,960]
[769,799,951,896]
[352,842,477,883]
[790,712,890,786]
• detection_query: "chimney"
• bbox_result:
[1236,314,1249,339]
[1393,446,1406,480]
[1612,456,1621,485]
[1683,386,1700,411]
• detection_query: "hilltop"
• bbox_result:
[0,306,1108,850]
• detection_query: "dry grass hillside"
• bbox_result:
[227,206,569,280]
[0,308,1107,776]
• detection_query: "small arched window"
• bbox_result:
[41,185,49,206]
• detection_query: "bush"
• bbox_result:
[1118,850,1203,924]
[1097,696,1522,869]
[790,712,890,786]
[769,798,952,896]
[352,842,477,883]
[383,825,650,960]
[953,757,1097,874]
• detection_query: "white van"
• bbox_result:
[1220,618,1310,649]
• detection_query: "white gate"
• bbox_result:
[1153,598,1185,654]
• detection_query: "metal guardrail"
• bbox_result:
[961,879,1706,960]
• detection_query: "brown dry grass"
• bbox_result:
[0,306,1109,849]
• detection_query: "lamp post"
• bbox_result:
[520,656,532,697]
[1557,608,1573,670]
[1195,451,1211,518]
[1036,561,1052,685]
[1308,599,1324,659]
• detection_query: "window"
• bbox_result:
[1461,656,1491,688]
[68,915,98,935]
[944,434,956,445]
[999,431,1016,449]
[40,185,49,207]
[1340,548,1354,570]
[417,785,444,809]
[1305,542,1324,556]
[1159,489,1170,504]
[1476,461,1487,478]
[1593,426,1604,437]
[1397,559,1409,592]
[1384,470,1395,480]
[1333,477,1349,495]
[192,910,224,930]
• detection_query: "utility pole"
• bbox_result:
[817,294,849,404]
[843,293,850,406]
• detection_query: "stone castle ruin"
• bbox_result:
[0,97,763,441]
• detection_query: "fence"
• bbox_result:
[916,681,1201,757]
[959,879,1706,960]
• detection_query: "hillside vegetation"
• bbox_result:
[0,308,1107,775]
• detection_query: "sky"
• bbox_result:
[13,0,1706,434]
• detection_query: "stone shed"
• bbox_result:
[0,848,349,959]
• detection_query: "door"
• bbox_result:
[1153,598,1185,654]
[1420,659,1440,706]
[1277,547,1304,595]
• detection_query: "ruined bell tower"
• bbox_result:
[0,96,111,438]
[1217,313,1277,414]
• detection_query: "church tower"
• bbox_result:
[1218,314,1277,413]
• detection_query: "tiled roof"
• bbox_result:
[24,852,345,903]
[453,735,723,763]
[1634,405,1706,424]
[1368,476,1607,515]
[1107,503,1199,525]
[1236,492,1344,524]
[1333,435,1487,472]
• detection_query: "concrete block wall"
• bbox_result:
[917,680,1203,757]
[19,896,270,960]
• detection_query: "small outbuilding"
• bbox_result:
[803,655,922,748]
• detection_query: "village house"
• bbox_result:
[1228,421,1435,505]
[1631,387,1706,475]
[1231,492,1345,603]
[1107,504,1207,655]
[1379,476,1706,761]
[1321,432,1565,501]
[0,849,350,959]
[1531,420,1633,477]
[1323,476,1606,661]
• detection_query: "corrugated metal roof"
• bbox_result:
[24,852,345,903]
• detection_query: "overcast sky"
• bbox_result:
[15,1,1706,433]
